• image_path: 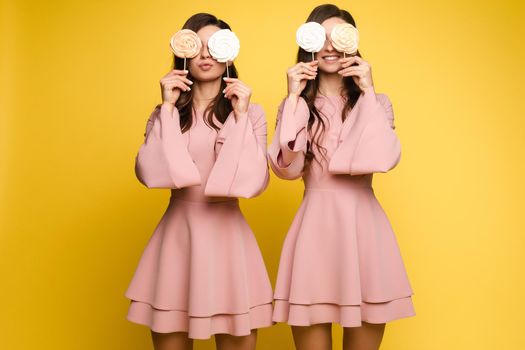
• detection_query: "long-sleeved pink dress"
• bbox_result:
[125,103,274,339]
[268,90,415,327]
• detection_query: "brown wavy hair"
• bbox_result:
[172,13,239,133]
[298,4,362,166]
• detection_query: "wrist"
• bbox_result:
[161,101,176,116]
[234,109,248,122]
[287,92,301,101]
[362,86,375,94]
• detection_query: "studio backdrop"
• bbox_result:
[1,0,524,349]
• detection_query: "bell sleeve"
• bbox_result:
[268,95,310,180]
[204,103,270,198]
[328,91,401,175]
[134,103,201,189]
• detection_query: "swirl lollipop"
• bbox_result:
[296,22,326,61]
[170,29,202,70]
[208,29,240,78]
[330,22,359,57]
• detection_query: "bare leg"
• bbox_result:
[150,331,193,350]
[215,329,257,350]
[291,323,332,350]
[343,322,386,350]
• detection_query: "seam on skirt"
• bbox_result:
[129,299,274,316]
[272,295,414,305]
[169,197,240,205]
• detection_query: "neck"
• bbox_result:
[192,78,222,112]
[318,71,344,97]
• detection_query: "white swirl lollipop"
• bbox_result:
[296,22,326,61]
[208,29,240,77]
[170,29,202,70]
[330,22,359,57]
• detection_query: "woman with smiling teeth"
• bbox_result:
[269,4,415,350]
[125,13,273,350]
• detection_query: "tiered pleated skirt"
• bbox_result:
[125,196,274,339]
[272,183,415,327]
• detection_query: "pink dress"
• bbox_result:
[125,103,274,339]
[268,90,415,327]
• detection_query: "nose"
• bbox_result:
[200,42,211,59]
[324,33,335,51]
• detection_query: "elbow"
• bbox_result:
[135,173,155,189]
[377,144,402,173]
[204,163,270,199]
[278,173,303,180]
[350,148,402,175]
[389,148,402,171]
[236,169,271,198]
[383,141,402,172]
[254,171,271,196]
[134,156,158,188]
[269,160,303,180]
[350,130,402,174]
[134,157,149,188]
[134,159,179,189]
[381,137,402,172]
[267,145,305,180]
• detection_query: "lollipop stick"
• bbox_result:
[344,52,346,59]
[183,57,187,71]
[311,52,314,62]
[227,64,230,78]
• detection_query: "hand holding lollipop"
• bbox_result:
[170,29,202,70]
[296,22,326,61]
[208,29,240,78]
[331,24,372,91]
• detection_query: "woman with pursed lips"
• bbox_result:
[125,13,273,350]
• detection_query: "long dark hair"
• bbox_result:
[298,4,362,166]
[173,13,239,132]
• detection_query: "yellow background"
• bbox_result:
[1,0,524,349]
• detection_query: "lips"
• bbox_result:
[322,54,341,62]
[198,62,214,71]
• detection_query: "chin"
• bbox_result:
[318,65,342,74]
[192,69,224,82]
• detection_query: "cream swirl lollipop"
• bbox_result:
[296,22,326,61]
[208,29,240,77]
[330,22,359,57]
[170,29,202,70]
